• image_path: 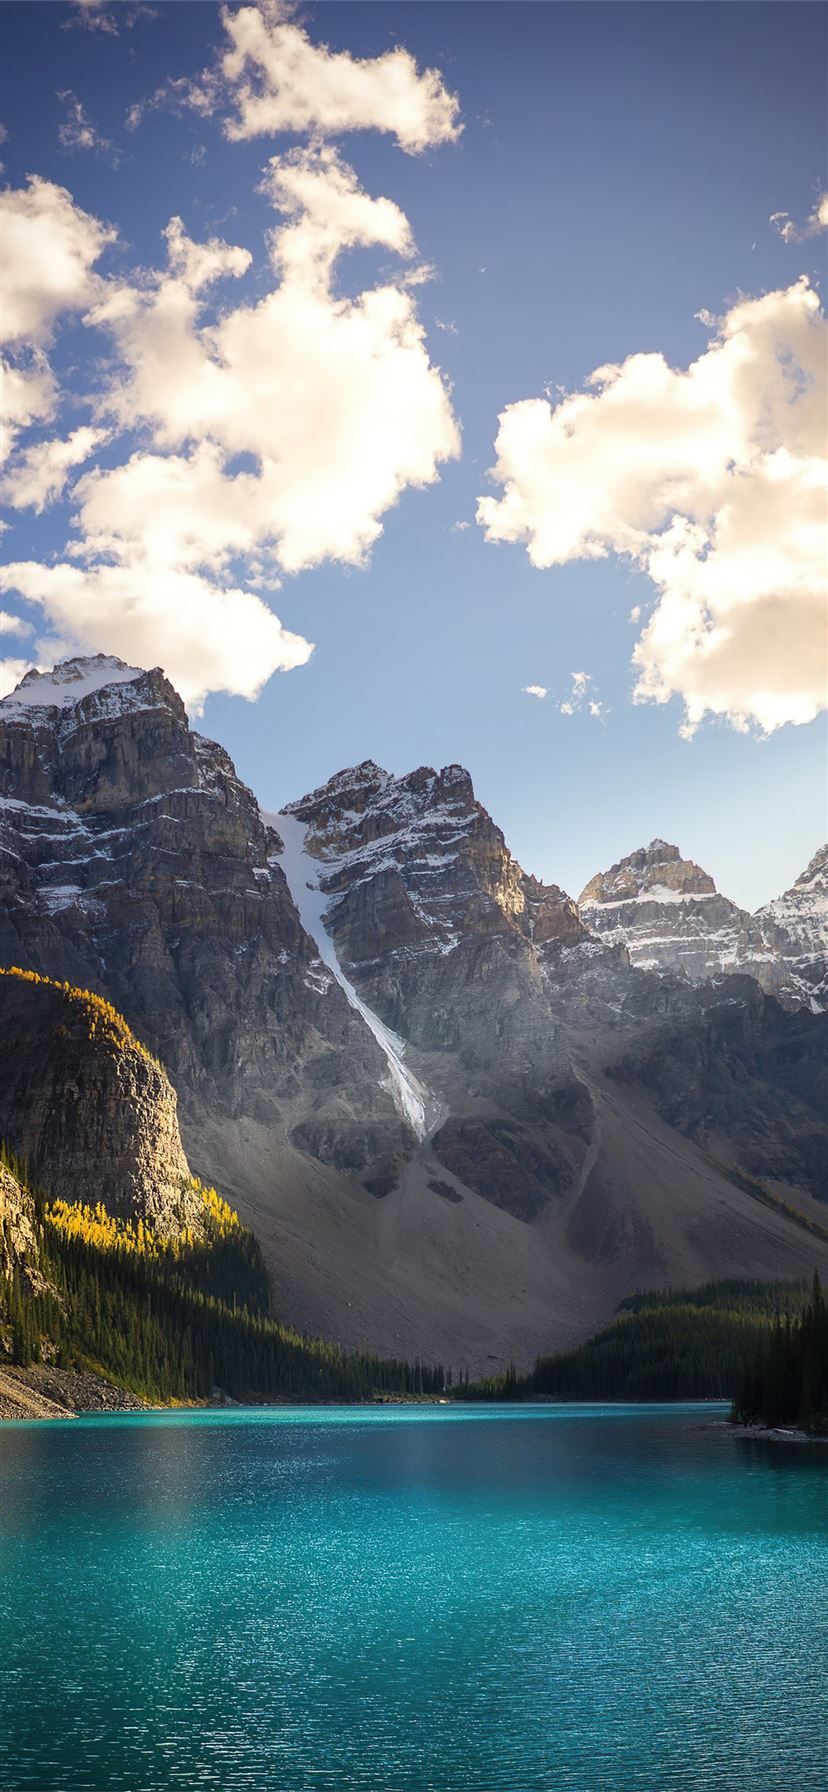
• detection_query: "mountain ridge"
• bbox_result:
[2,654,826,1372]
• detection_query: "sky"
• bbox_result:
[1,0,826,911]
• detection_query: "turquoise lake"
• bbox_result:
[1,1404,826,1791]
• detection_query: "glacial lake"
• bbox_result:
[0,1404,826,1791]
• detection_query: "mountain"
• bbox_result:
[2,656,827,1374]
[579,838,827,1010]
[755,847,828,1012]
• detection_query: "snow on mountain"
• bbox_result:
[267,809,433,1138]
[579,838,825,1009]
[756,846,828,1011]
[1,655,145,714]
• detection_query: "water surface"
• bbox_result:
[1,1404,826,1791]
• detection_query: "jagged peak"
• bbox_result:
[284,759,391,816]
[579,840,717,907]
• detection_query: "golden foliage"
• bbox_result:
[44,1180,242,1258]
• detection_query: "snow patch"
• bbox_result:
[1,654,144,713]
[267,809,431,1139]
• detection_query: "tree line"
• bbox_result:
[1,1155,449,1405]
[463,1278,824,1414]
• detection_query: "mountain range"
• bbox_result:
[1,654,826,1374]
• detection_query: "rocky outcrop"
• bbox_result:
[755,847,828,1011]
[0,968,205,1234]
[579,839,794,1003]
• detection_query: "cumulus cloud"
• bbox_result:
[4,426,109,512]
[1,610,33,637]
[479,278,827,737]
[523,683,547,699]
[135,0,461,153]
[58,91,112,156]
[0,178,113,461]
[0,657,39,698]
[770,192,828,244]
[2,560,312,713]
[85,146,459,573]
[1,351,58,463]
[4,149,457,706]
[0,175,114,345]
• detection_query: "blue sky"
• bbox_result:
[1,1,826,908]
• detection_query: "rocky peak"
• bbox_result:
[578,839,807,1007]
[755,844,828,1010]
[579,840,716,906]
[286,759,587,967]
[1,654,197,814]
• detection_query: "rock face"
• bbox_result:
[0,1160,38,1280]
[755,847,828,1012]
[3,656,828,1372]
[579,839,800,1004]
[0,968,204,1235]
[0,656,412,1195]
[280,762,595,1215]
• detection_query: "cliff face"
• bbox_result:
[277,762,596,1217]
[0,658,412,1195]
[578,839,809,1006]
[0,969,205,1236]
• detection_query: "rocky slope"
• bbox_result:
[579,838,825,1009]
[2,657,827,1372]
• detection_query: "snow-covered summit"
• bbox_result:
[1,654,147,714]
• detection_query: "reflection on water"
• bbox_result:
[1,1405,826,1791]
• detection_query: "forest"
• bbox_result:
[731,1273,828,1433]
[0,1151,448,1404]
[467,1278,826,1424]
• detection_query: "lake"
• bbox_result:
[0,1404,826,1791]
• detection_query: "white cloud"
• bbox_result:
[4,151,457,707]
[2,560,312,713]
[559,670,603,717]
[479,278,827,737]
[770,192,828,244]
[153,0,461,154]
[0,657,38,698]
[86,147,459,574]
[58,90,111,156]
[523,683,547,699]
[1,610,33,637]
[1,351,58,463]
[0,176,114,345]
[4,426,109,512]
